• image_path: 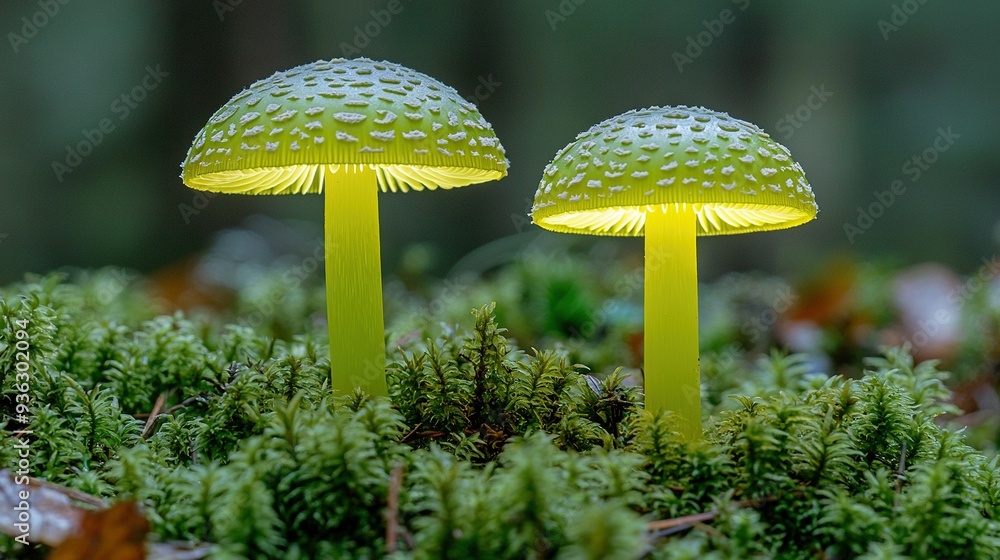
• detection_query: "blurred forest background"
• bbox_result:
[1,0,998,285]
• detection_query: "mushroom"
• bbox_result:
[181,58,508,396]
[531,106,817,439]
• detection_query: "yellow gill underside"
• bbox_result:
[185,164,503,194]
[538,203,813,236]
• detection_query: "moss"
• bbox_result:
[2,269,1000,558]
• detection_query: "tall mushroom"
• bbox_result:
[181,58,508,397]
[531,106,817,439]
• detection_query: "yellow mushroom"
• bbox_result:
[531,105,817,439]
[181,58,508,396]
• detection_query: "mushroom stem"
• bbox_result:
[324,165,387,397]
[644,205,700,440]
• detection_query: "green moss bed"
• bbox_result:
[3,249,1000,559]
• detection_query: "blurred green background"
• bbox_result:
[1,0,998,284]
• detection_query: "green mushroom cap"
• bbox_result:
[181,58,508,194]
[531,106,818,236]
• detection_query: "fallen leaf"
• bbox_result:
[0,470,210,560]
[48,501,149,560]
[0,469,90,546]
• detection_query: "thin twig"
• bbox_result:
[400,422,424,443]
[894,439,908,504]
[142,392,169,439]
[646,496,778,537]
[385,462,405,554]
[646,510,720,533]
[165,395,207,415]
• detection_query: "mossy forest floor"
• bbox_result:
[3,235,1000,559]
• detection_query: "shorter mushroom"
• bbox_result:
[531,106,818,439]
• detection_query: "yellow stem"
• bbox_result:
[644,205,700,440]
[324,165,387,397]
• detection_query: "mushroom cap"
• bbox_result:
[181,58,508,194]
[531,106,818,236]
